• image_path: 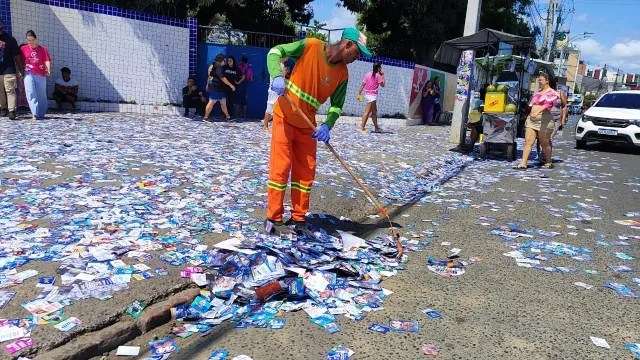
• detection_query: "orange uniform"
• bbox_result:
[266,38,348,222]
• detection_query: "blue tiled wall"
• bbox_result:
[14,0,197,76]
[0,0,12,35]
[357,55,415,70]
[188,18,198,77]
[24,0,188,27]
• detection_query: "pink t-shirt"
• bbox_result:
[21,45,51,77]
[362,72,383,96]
[529,90,559,110]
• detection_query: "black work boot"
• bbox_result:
[285,219,315,239]
[0,109,7,117]
[8,111,16,120]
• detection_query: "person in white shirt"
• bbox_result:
[52,67,78,110]
[262,59,290,131]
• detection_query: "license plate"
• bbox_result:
[597,128,618,135]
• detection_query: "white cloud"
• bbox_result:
[574,38,640,72]
[611,40,640,58]
[317,6,357,42]
[576,13,588,22]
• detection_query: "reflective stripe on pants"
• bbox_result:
[267,115,316,222]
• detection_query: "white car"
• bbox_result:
[575,90,640,149]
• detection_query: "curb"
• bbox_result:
[33,288,201,360]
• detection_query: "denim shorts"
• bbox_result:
[208,91,226,101]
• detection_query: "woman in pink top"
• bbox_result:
[21,30,51,120]
[515,73,560,169]
[356,62,385,133]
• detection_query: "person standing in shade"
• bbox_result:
[421,80,435,125]
[52,67,78,110]
[223,56,243,120]
[264,27,370,235]
[182,76,206,117]
[236,56,253,119]
[356,62,385,133]
[0,18,24,120]
[432,76,442,124]
[21,30,51,120]
[203,54,234,122]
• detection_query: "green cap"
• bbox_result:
[341,27,372,57]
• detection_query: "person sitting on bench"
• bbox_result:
[52,67,78,110]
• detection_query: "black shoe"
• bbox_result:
[184,111,190,117]
[285,219,315,238]
[0,109,7,117]
[8,111,16,120]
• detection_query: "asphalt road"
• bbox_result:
[100,115,640,360]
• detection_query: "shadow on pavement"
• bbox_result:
[577,143,640,156]
[306,215,403,240]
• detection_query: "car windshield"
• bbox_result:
[594,93,640,109]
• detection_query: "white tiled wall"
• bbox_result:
[318,60,414,118]
[11,0,189,105]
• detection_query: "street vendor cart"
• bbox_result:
[434,29,536,161]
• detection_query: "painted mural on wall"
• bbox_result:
[408,65,430,117]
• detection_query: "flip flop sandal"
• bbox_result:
[542,163,555,169]
[513,164,528,170]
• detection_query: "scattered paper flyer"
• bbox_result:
[574,282,594,290]
[116,346,140,356]
[590,336,610,349]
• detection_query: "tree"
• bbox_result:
[341,0,540,67]
[305,20,328,43]
[574,84,580,94]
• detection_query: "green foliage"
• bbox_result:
[305,20,328,42]
[584,94,596,104]
[341,0,540,67]
[574,84,580,94]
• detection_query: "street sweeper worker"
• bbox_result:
[264,27,372,235]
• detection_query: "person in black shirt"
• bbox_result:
[223,56,244,120]
[182,76,206,117]
[0,19,24,120]
[204,54,235,122]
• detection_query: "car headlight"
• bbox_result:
[581,115,593,123]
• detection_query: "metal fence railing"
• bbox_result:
[199,25,297,48]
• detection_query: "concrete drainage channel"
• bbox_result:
[28,285,200,360]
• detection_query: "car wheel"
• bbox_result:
[479,143,487,159]
[506,143,516,162]
[576,140,587,149]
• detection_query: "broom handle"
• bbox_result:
[283,94,389,216]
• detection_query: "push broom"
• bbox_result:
[283,94,404,259]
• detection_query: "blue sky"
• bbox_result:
[311,0,640,73]
[544,0,640,72]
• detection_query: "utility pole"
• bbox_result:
[541,0,557,60]
[548,1,563,62]
[449,0,482,145]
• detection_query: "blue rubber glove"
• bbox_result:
[271,76,285,95]
[312,124,331,143]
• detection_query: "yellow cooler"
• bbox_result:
[484,92,506,113]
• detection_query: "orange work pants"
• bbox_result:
[267,115,317,222]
